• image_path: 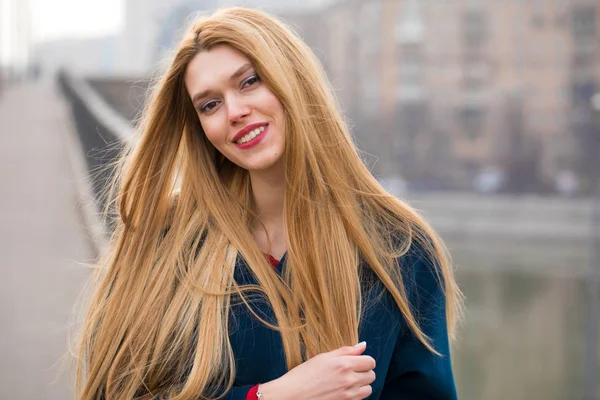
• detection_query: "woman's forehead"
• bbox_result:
[185,45,254,97]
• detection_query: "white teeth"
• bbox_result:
[237,126,266,144]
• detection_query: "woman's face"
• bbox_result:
[185,44,286,174]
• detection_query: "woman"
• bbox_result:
[74,7,463,400]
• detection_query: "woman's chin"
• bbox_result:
[237,154,284,174]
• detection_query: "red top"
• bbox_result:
[246,384,260,400]
[245,253,279,399]
[264,253,280,268]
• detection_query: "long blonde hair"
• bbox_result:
[73,7,462,400]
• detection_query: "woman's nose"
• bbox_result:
[227,96,251,123]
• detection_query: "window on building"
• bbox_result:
[462,9,488,47]
[571,81,597,109]
[573,52,595,69]
[396,103,429,143]
[358,0,382,114]
[532,14,545,29]
[572,6,596,38]
[397,44,424,101]
[458,106,485,140]
[359,1,381,54]
[361,77,379,115]
[463,61,488,90]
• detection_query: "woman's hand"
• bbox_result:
[259,341,376,400]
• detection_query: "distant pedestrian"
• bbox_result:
[73,7,463,400]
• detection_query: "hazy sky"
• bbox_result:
[29,0,124,43]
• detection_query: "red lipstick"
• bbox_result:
[234,124,269,150]
[232,122,269,143]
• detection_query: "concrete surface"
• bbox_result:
[0,79,96,400]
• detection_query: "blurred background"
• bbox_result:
[1,0,599,399]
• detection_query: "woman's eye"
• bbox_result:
[242,75,260,88]
[200,101,218,113]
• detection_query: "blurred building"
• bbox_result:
[120,0,186,76]
[298,0,599,192]
[0,0,32,78]
[32,35,120,77]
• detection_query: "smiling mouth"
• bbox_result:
[235,125,266,144]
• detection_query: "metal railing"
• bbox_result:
[57,70,134,245]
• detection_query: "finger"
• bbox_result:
[355,384,373,399]
[354,370,376,386]
[330,342,366,356]
[342,355,376,372]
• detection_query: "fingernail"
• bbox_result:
[354,341,366,348]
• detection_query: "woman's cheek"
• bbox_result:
[200,120,222,143]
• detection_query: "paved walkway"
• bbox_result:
[0,78,96,400]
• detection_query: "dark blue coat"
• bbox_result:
[222,244,457,400]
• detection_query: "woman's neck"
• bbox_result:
[249,165,286,259]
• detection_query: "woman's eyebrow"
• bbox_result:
[230,62,253,81]
[191,63,254,106]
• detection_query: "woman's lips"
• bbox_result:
[234,124,269,149]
